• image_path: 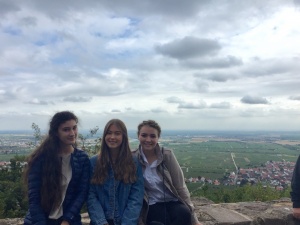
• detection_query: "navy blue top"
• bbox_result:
[291,155,300,208]
[24,148,90,225]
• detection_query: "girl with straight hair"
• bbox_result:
[87,119,144,225]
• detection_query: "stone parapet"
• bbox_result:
[1,197,300,225]
[193,197,298,225]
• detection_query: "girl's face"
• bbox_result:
[105,124,123,150]
[57,119,78,147]
[138,125,159,152]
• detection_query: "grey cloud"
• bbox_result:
[166,96,183,104]
[195,81,209,93]
[289,96,300,101]
[24,0,211,20]
[151,108,166,113]
[0,1,20,17]
[63,96,92,102]
[241,95,269,105]
[155,36,221,59]
[207,73,238,82]
[183,56,243,69]
[22,0,292,24]
[194,72,238,82]
[111,109,121,112]
[183,79,209,93]
[210,102,231,109]
[258,79,300,96]
[178,101,207,109]
[0,89,16,103]
[98,0,211,20]
[19,17,37,27]
[243,57,299,77]
[22,0,103,19]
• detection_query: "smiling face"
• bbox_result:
[57,119,78,147]
[105,124,123,151]
[138,125,159,152]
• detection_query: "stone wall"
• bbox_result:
[1,197,300,225]
[193,197,298,225]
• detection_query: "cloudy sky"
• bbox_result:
[1,0,300,132]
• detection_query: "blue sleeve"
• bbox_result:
[291,155,300,208]
[87,156,108,225]
[27,158,47,225]
[63,151,91,223]
[121,159,144,225]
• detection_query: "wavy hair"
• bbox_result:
[24,111,78,213]
[137,119,161,138]
[91,119,136,184]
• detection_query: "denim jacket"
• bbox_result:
[87,155,144,225]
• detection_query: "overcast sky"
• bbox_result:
[1,0,300,132]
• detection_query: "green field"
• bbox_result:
[0,154,16,161]
[160,141,299,180]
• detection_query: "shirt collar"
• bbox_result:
[139,144,163,164]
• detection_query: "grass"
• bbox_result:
[160,140,299,180]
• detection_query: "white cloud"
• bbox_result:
[63,96,93,102]
[0,0,300,131]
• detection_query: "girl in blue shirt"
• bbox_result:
[87,119,144,225]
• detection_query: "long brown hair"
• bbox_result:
[91,119,136,184]
[24,111,78,213]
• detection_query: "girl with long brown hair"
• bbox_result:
[87,119,144,225]
[24,111,90,225]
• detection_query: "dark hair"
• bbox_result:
[24,111,78,213]
[91,119,136,184]
[137,120,161,138]
[48,111,78,139]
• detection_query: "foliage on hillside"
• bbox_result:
[0,155,27,218]
[191,183,291,203]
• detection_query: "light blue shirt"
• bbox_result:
[140,149,178,205]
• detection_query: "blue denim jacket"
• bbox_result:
[87,155,144,225]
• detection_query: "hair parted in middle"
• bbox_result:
[91,119,136,184]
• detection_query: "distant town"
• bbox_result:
[185,160,295,190]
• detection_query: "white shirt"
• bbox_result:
[140,149,178,205]
[49,153,72,219]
